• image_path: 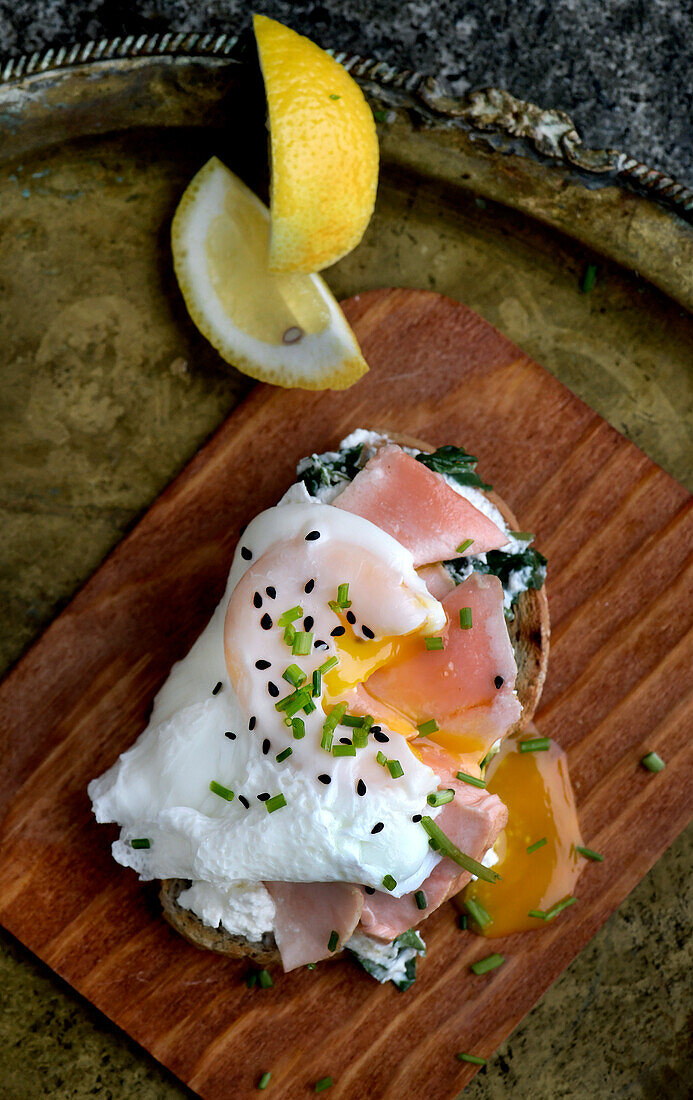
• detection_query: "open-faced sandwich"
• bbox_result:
[88,430,549,988]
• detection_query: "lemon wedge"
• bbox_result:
[253,13,379,274]
[171,157,368,390]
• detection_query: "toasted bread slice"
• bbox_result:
[161,432,549,962]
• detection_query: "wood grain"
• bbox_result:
[0,288,691,1099]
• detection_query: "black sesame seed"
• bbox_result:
[265,586,276,599]
[238,795,250,809]
[357,779,367,796]
[412,814,422,823]
[494,675,505,689]
[255,659,271,670]
[346,610,356,625]
[365,886,375,895]
[371,822,384,834]
[260,613,273,630]
[257,792,270,801]
[224,731,236,741]
[303,615,314,631]
[305,530,321,541]
[373,730,390,743]
[304,579,315,594]
[370,725,382,735]
[262,738,271,755]
[267,682,279,698]
[339,736,352,745]
[317,774,331,785]
[240,546,252,561]
[330,626,346,637]
[249,716,257,731]
[253,592,263,609]
[314,639,328,650]
[362,625,375,639]
[212,681,223,696]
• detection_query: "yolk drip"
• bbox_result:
[463,728,583,937]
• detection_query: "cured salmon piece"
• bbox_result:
[265,881,363,971]
[334,444,506,565]
[357,761,508,942]
[364,573,521,757]
[417,563,456,601]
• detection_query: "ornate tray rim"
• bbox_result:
[1,29,692,224]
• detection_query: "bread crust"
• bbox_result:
[161,430,550,960]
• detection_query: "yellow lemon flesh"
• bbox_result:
[253,13,379,274]
[171,157,368,390]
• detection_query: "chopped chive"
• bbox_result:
[306,963,316,969]
[456,538,474,554]
[282,664,306,688]
[528,908,548,920]
[427,788,455,807]
[376,750,387,766]
[465,898,493,929]
[292,631,313,656]
[581,261,598,293]
[130,838,150,849]
[529,896,577,921]
[276,747,292,763]
[420,817,501,883]
[258,968,273,988]
[283,623,296,646]
[337,582,350,605]
[458,913,468,930]
[330,93,340,100]
[257,1071,272,1090]
[456,1053,487,1066]
[382,874,397,891]
[312,669,322,696]
[342,714,364,727]
[327,930,339,952]
[459,606,473,629]
[333,744,356,757]
[362,716,374,733]
[456,770,486,789]
[209,780,234,801]
[314,1079,333,1093]
[292,717,305,740]
[641,751,665,772]
[509,530,534,542]
[278,606,303,627]
[520,737,550,752]
[373,108,389,122]
[303,697,316,714]
[576,845,604,862]
[353,728,369,748]
[417,718,439,737]
[328,600,342,614]
[415,890,427,910]
[318,656,339,674]
[470,953,504,975]
[425,636,445,651]
[265,793,287,814]
[276,687,312,718]
[387,759,404,779]
[321,728,334,752]
[527,837,547,854]
[428,837,440,851]
[245,971,257,988]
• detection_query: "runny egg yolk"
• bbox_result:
[463,728,583,937]
[322,618,422,736]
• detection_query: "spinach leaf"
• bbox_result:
[415,445,492,492]
[445,546,547,618]
[349,928,426,992]
[296,444,364,497]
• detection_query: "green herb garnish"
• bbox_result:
[265,794,287,814]
[456,771,486,789]
[459,606,473,629]
[470,953,504,975]
[382,874,397,891]
[257,1071,272,1090]
[314,1078,333,1093]
[581,261,598,293]
[318,656,339,674]
[417,718,439,737]
[427,788,455,807]
[526,837,547,854]
[456,1053,487,1066]
[292,631,313,656]
[387,759,404,779]
[425,636,444,650]
[130,838,150,849]
[414,890,427,910]
[576,845,604,862]
[415,445,492,491]
[520,737,550,752]
[342,714,364,727]
[465,898,492,929]
[420,817,501,883]
[456,538,474,554]
[292,717,305,740]
[333,743,356,757]
[209,780,234,801]
[278,606,303,628]
[376,750,387,766]
[353,728,369,748]
[282,663,306,688]
[641,751,665,772]
[275,747,292,763]
[312,669,322,697]
[258,968,273,988]
[327,930,339,952]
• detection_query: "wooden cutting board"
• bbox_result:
[0,288,691,1099]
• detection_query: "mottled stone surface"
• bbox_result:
[1,0,692,186]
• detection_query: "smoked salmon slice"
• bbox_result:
[334,444,506,565]
[265,882,364,971]
[364,572,521,758]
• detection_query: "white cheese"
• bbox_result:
[177,880,276,941]
[347,930,425,985]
